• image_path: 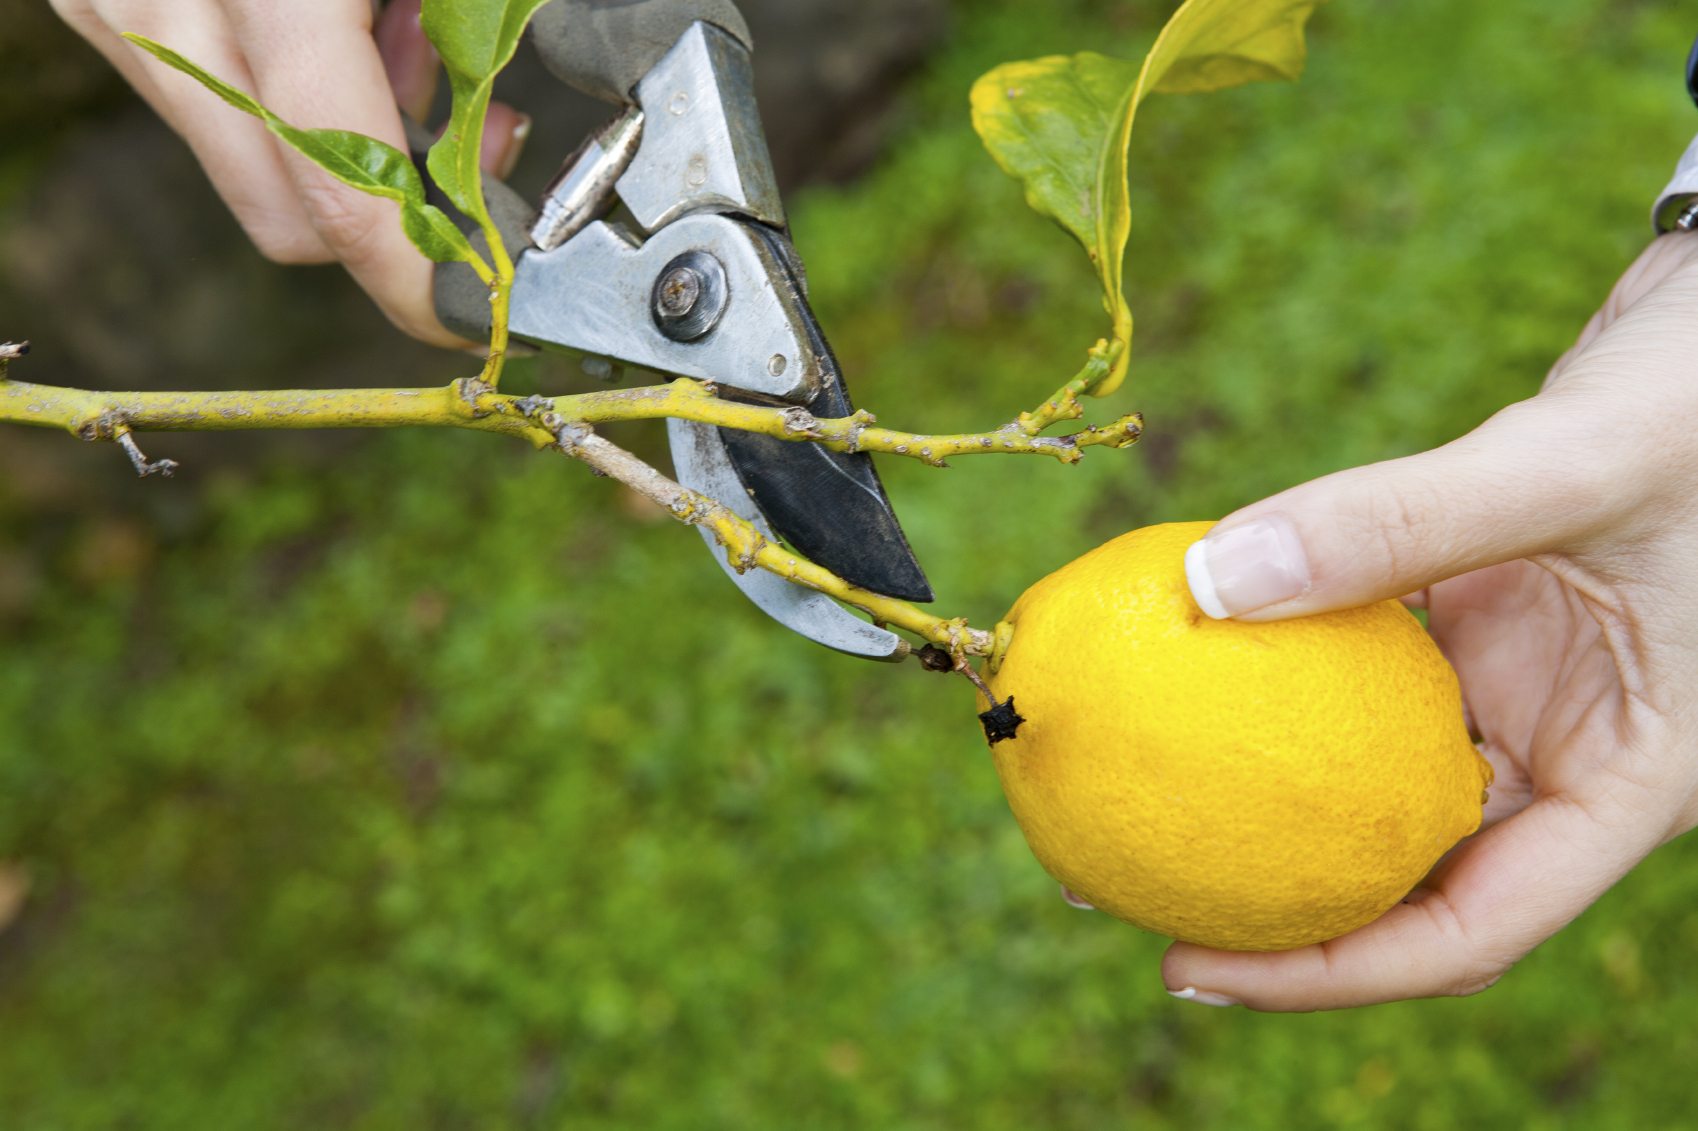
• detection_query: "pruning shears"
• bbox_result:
[424,0,930,661]
[1652,32,1698,232]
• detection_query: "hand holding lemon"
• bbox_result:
[994,233,1698,1011]
[985,522,1492,953]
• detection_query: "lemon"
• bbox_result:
[983,521,1491,952]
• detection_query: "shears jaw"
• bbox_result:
[525,21,783,252]
[497,16,933,655]
[617,22,785,233]
[666,417,910,661]
[509,211,820,401]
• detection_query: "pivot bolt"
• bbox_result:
[651,250,728,342]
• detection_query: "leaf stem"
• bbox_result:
[475,222,514,389]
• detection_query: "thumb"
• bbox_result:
[1184,392,1629,621]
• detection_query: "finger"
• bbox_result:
[1161,790,1656,1011]
[1547,232,1698,388]
[482,101,532,180]
[1182,389,1634,621]
[1476,742,1531,828]
[375,0,438,122]
[60,0,331,263]
[224,0,462,345]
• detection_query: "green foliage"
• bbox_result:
[122,33,478,267]
[421,0,554,224]
[4,0,1698,1126]
[971,0,1323,396]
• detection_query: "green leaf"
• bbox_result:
[971,0,1323,397]
[420,0,553,224]
[121,33,480,268]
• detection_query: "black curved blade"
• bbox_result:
[716,228,932,603]
[719,386,934,603]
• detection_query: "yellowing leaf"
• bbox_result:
[972,0,1322,399]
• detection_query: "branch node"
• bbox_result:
[779,406,820,439]
[513,394,554,418]
[916,644,954,672]
[455,376,495,417]
[730,535,766,574]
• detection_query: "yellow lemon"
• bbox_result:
[983,520,1491,952]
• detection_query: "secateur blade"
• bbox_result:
[714,226,933,603]
[667,416,909,661]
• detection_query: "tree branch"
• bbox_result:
[0,375,1142,463]
[538,380,1143,463]
[0,355,1139,660]
[536,412,994,656]
[0,378,556,446]
[1017,337,1124,435]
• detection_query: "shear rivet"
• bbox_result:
[767,353,787,377]
[669,91,690,115]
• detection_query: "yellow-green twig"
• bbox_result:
[539,380,1143,463]
[0,377,555,447]
[474,233,514,391]
[0,373,1142,465]
[539,416,993,656]
[0,354,1139,659]
[1017,338,1124,435]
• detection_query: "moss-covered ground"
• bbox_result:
[4,1,1698,1126]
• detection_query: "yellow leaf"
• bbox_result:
[972,0,1324,399]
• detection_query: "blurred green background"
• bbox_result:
[4,0,1698,1127]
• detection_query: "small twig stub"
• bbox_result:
[916,644,955,672]
[0,341,29,361]
[115,431,179,478]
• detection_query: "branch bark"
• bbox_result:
[1,356,1139,659]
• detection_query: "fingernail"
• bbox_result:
[492,114,531,180]
[1059,884,1096,911]
[1185,517,1310,619]
[1167,986,1239,1007]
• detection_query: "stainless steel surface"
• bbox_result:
[651,250,729,341]
[510,212,817,400]
[666,417,907,660]
[711,223,933,603]
[529,106,645,252]
[509,16,929,655]
[1656,190,1698,233]
[617,22,785,233]
[1653,132,1698,232]
[1678,199,1698,232]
